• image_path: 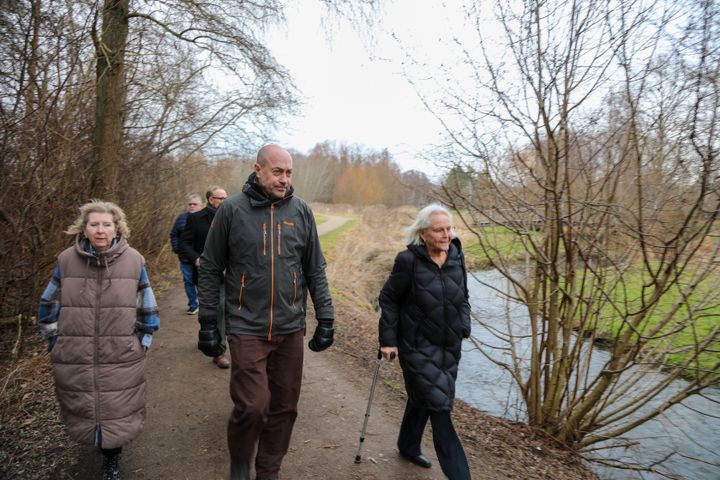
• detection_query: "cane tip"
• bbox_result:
[354,455,361,464]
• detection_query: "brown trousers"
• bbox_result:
[226,331,304,476]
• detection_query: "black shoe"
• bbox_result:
[399,451,432,468]
[102,454,122,480]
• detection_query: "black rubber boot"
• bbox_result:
[230,462,251,480]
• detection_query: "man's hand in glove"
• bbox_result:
[198,317,225,357]
[308,318,334,352]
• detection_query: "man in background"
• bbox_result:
[170,192,203,315]
[179,185,230,368]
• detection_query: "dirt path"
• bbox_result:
[316,215,349,236]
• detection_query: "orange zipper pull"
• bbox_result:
[238,274,245,310]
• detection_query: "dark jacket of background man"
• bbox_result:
[179,204,217,284]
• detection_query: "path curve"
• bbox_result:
[316,214,350,236]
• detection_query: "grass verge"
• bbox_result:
[320,217,359,254]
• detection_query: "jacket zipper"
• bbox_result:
[292,271,297,308]
[94,261,102,440]
[238,274,245,310]
[439,264,449,334]
[268,204,275,340]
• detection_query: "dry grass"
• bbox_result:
[323,204,416,310]
[0,330,78,479]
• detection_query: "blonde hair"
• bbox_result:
[65,200,130,238]
[404,204,454,246]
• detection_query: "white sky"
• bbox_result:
[265,0,462,178]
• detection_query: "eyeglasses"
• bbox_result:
[212,196,227,200]
[187,202,199,206]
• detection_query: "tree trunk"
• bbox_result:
[92,0,129,199]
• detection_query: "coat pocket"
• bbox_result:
[409,304,458,347]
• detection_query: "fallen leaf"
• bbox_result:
[21,416,36,426]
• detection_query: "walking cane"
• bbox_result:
[354,349,395,464]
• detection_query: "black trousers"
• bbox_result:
[101,447,122,458]
[397,401,471,480]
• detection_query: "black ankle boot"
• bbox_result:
[230,462,251,480]
[101,453,121,480]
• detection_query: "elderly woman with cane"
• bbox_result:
[37,200,160,480]
[378,203,472,480]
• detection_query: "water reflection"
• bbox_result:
[457,269,720,479]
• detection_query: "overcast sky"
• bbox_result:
[265,1,462,178]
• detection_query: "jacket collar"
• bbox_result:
[242,172,294,207]
[74,235,129,266]
[408,237,463,266]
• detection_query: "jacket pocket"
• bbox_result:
[263,224,267,256]
[277,216,302,258]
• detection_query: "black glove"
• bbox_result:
[198,317,225,357]
[308,318,334,352]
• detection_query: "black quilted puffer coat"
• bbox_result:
[378,237,471,411]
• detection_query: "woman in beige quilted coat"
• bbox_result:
[38,201,160,480]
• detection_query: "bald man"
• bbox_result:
[197,145,335,480]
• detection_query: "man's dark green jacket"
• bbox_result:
[198,173,333,339]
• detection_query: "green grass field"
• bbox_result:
[595,265,719,375]
[463,226,538,264]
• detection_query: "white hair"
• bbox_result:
[186,192,202,204]
[404,204,454,246]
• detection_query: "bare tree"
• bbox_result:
[89,0,301,198]
[405,0,719,475]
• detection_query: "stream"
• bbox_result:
[456,269,720,480]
